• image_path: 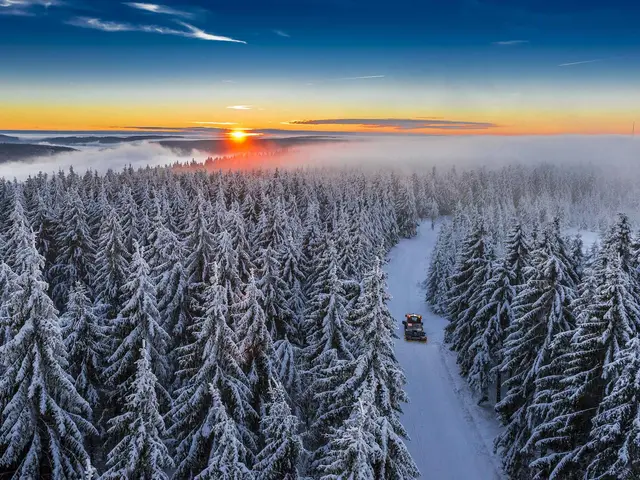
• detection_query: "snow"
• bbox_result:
[385,220,505,480]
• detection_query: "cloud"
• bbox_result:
[192,121,238,125]
[176,21,245,42]
[0,0,61,15]
[226,105,253,110]
[558,58,603,67]
[67,17,247,43]
[286,118,497,130]
[124,2,193,18]
[335,75,385,80]
[492,40,528,45]
[273,29,290,37]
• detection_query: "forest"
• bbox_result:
[428,191,640,478]
[0,159,638,478]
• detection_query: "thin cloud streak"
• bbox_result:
[0,0,61,15]
[336,75,385,80]
[558,58,603,67]
[192,121,238,125]
[124,2,194,18]
[287,118,497,130]
[67,17,246,43]
[493,40,528,45]
[226,105,253,110]
[273,29,289,37]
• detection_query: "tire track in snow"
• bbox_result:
[437,343,504,479]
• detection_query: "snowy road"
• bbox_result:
[385,221,504,480]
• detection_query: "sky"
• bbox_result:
[1,0,639,135]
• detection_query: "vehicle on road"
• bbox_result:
[404,322,427,342]
[402,313,426,342]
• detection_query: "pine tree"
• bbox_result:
[253,380,304,480]
[316,390,382,480]
[446,222,493,377]
[51,187,95,308]
[467,222,530,403]
[0,229,95,478]
[190,385,253,480]
[148,220,189,338]
[184,192,217,286]
[581,337,640,479]
[394,183,418,238]
[102,345,174,479]
[495,223,577,479]
[234,272,275,425]
[0,262,18,347]
[530,251,640,478]
[257,245,294,340]
[94,205,130,319]
[61,282,108,410]
[3,190,34,275]
[425,223,454,314]
[273,335,301,413]
[427,197,439,229]
[170,266,254,479]
[104,242,170,420]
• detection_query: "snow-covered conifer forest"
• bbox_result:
[427,166,640,478]
[0,159,639,479]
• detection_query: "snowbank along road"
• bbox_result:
[385,221,505,480]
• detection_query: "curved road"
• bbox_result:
[386,221,504,480]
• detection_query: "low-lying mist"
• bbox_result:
[1,135,639,181]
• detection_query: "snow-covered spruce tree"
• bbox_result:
[345,257,418,478]
[530,251,640,479]
[569,234,584,278]
[0,228,96,478]
[253,380,304,480]
[101,344,174,479]
[104,241,170,422]
[495,222,577,479]
[426,197,439,229]
[94,205,130,319]
[3,189,34,275]
[272,334,301,412]
[580,336,640,479]
[425,222,454,314]
[445,221,493,376]
[226,202,255,283]
[30,191,59,278]
[170,265,254,479]
[115,184,140,253]
[147,218,189,339]
[279,231,306,345]
[394,181,419,238]
[302,241,354,412]
[185,192,217,286]
[234,271,275,431]
[316,389,382,480]
[0,262,18,347]
[257,245,294,340]
[190,385,253,480]
[50,187,95,308]
[215,228,243,309]
[466,222,531,403]
[61,282,108,411]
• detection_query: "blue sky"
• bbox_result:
[1,0,639,134]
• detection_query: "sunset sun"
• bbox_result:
[229,130,249,141]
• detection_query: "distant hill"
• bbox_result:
[41,135,183,145]
[158,135,346,156]
[0,144,77,164]
[0,134,21,143]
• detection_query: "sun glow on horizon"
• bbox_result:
[228,129,263,142]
